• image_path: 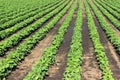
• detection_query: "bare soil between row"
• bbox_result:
[81,2,102,80]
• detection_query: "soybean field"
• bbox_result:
[0,0,120,80]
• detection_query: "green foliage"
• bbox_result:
[0,0,64,39]
[0,0,69,56]
[0,0,63,30]
[24,1,76,79]
[94,0,120,30]
[63,0,83,80]
[85,0,114,80]
[0,0,57,19]
[88,0,120,55]
[100,0,120,13]
[0,0,71,79]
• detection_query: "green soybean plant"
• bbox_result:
[24,1,76,80]
[85,0,114,80]
[0,0,72,79]
[63,0,83,80]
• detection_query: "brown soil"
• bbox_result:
[6,5,69,80]
[81,1,102,80]
[44,1,78,80]
[91,6,120,80]
[92,0,120,36]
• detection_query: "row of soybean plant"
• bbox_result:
[85,0,114,80]
[0,0,64,39]
[0,0,60,24]
[63,0,83,79]
[100,0,120,14]
[0,0,70,56]
[0,0,56,20]
[0,0,73,79]
[0,0,62,30]
[88,0,120,56]
[102,0,120,10]
[95,0,120,20]
[23,0,76,80]
[93,0,120,30]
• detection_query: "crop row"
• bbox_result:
[0,2,35,19]
[101,0,120,13]
[0,7,38,24]
[0,0,62,24]
[0,0,69,56]
[0,0,73,79]
[23,0,76,80]
[93,0,120,30]
[0,0,63,31]
[0,3,29,17]
[88,0,120,60]
[0,0,57,19]
[0,0,65,40]
[63,0,83,80]
[95,0,120,20]
[85,0,114,80]
[104,0,120,9]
